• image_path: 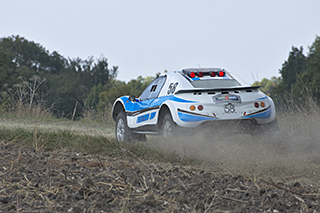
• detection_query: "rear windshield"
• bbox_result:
[190,79,241,88]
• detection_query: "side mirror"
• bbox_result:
[129,95,136,102]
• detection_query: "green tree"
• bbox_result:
[279,46,306,95]
[92,57,118,86]
[252,76,285,107]
[252,77,280,96]
[0,35,118,118]
[97,80,129,110]
[93,75,156,111]
[292,36,320,101]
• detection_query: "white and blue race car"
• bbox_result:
[112,68,277,142]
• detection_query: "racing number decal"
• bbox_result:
[224,103,235,114]
[167,82,179,95]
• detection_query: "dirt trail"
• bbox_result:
[1,115,320,212]
[1,143,320,212]
[0,118,114,137]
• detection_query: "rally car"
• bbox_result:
[112,68,278,142]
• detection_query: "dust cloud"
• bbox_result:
[147,112,320,177]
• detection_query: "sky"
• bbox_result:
[1,0,319,84]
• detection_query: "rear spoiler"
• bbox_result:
[174,86,261,95]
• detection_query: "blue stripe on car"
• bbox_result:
[137,114,150,123]
[255,96,268,100]
[121,95,197,113]
[136,112,156,124]
[150,112,156,120]
[242,107,272,119]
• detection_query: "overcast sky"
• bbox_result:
[1,0,319,84]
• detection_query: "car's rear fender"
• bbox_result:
[251,96,276,124]
[160,99,199,128]
[157,104,171,129]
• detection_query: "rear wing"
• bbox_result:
[174,86,261,95]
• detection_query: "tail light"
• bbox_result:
[189,72,196,78]
[185,70,226,78]
[254,102,266,108]
[190,105,203,111]
[218,71,225,77]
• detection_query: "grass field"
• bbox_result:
[1,108,320,212]
[1,108,320,179]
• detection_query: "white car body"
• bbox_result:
[112,68,277,141]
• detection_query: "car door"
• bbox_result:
[126,76,166,128]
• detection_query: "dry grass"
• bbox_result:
[1,100,320,182]
[146,105,320,183]
[1,102,320,211]
[0,103,53,120]
[81,104,114,125]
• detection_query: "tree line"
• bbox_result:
[1,35,320,118]
[253,35,320,110]
[0,35,155,118]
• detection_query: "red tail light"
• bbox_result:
[197,105,203,110]
[210,71,216,77]
[218,71,225,77]
[254,102,259,108]
[189,72,196,78]
[198,72,203,77]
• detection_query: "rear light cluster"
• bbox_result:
[245,101,266,116]
[188,71,225,78]
[188,102,266,116]
[254,101,265,108]
[190,105,204,111]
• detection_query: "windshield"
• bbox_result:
[190,79,241,88]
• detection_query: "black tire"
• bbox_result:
[115,111,132,142]
[161,113,178,139]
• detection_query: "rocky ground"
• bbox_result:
[1,142,320,213]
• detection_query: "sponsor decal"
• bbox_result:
[213,94,241,103]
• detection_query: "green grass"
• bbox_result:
[0,106,193,164]
[0,126,193,165]
[1,102,320,180]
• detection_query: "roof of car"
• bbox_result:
[182,68,223,72]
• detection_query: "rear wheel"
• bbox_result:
[161,113,178,139]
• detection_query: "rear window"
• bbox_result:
[190,79,241,88]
